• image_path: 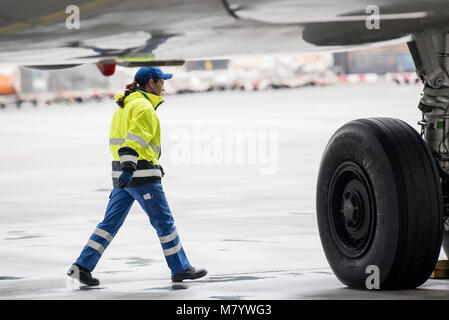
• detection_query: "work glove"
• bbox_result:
[117,170,133,188]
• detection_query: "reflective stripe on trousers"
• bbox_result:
[85,226,114,254]
[159,229,183,256]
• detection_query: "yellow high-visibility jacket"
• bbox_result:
[109,89,164,187]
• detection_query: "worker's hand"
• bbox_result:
[117,170,133,188]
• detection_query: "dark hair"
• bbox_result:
[116,79,161,108]
[116,80,139,108]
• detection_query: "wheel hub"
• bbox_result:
[342,192,359,228]
[328,162,375,258]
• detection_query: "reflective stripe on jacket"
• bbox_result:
[109,89,164,187]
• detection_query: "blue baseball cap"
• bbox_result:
[134,67,173,86]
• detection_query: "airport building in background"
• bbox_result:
[333,43,413,75]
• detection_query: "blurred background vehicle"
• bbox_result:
[0,43,419,110]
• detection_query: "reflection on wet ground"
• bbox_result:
[289,271,334,276]
[148,284,189,291]
[171,283,189,290]
[222,239,278,244]
[109,256,161,267]
[140,269,336,293]
[98,270,134,275]
[200,275,274,283]
[289,212,315,216]
[0,276,24,280]
[209,296,248,300]
[79,286,107,291]
[5,230,43,240]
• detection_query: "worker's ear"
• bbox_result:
[145,80,153,91]
[149,79,159,88]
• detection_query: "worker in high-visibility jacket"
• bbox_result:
[67,67,207,286]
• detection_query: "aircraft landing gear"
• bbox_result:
[316,118,443,289]
[409,30,449,264]
[418,87,449,260]
[317,30,449,289]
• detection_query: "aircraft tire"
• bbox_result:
[316,118,443,289]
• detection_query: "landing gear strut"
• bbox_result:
[410,30,449,261]
[316,29,449,289]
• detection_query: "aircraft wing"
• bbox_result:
[1,0,449,74]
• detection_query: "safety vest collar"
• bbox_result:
[114,90,164,110]
[136,89,164,110]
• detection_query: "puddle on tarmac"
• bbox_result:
[209,295,248,300]
[79,286,107,291]
[98,270,133,274]
[289,270,333,277]
[146,283,189,291]
[5,230,43,240]
[309,271,333,275]
[109,256,159,267]
[200,275,273,283]
[289,272,304,277]
[0,276,23,280]
[222,239,278,244]
[289,212,314,216]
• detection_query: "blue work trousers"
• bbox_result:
[76,182,191,275]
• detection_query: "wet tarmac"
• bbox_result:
[0,83,448,299]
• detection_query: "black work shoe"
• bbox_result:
[171,266,207,282]
[67,263,100,286]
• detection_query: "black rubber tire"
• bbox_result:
[316,118,443,289]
